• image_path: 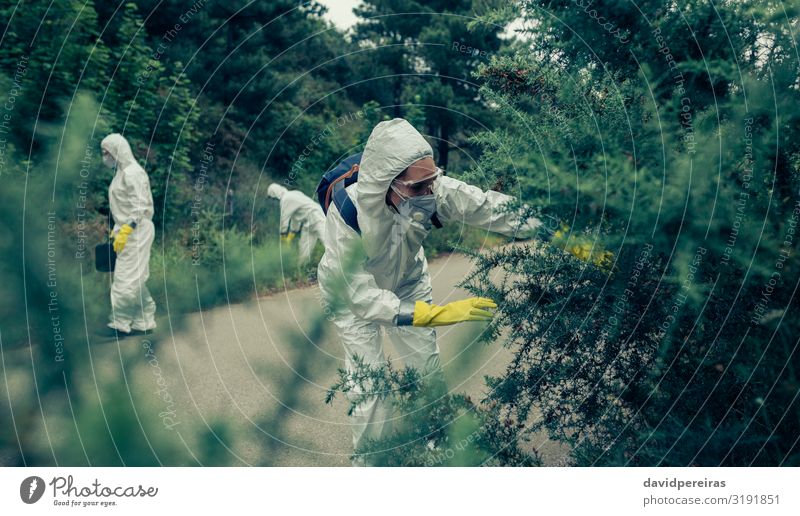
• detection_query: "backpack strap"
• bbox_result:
[331,179,361,234]
[323,162,359,211]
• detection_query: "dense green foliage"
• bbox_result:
[458,0,800,466]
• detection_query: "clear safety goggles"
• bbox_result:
[390,167,443,198]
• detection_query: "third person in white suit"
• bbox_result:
[317,118,543,463]
[266,184,327,265]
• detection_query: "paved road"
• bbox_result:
[4,252,568,466]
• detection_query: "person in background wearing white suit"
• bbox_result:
[267,183,327,265]
[97,133,156,338]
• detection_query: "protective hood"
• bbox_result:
[267,183,288,200]
[355,118,433,258]
[101,133,138,170]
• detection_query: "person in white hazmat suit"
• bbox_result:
[266,183,327,264]
[317,118,542,462]
[98,133,156,338]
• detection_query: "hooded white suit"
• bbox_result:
[102,133,156,333]
[316,118,541,457]
[266,184,327,264]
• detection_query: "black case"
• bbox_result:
[95,242,117,272]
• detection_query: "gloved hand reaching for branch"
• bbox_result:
[412,297,498,327]
[551,224,614,271]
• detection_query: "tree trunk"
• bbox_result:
[393,76,402,118]
[438,123,449,169]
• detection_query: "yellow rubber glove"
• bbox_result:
[564,242,615,270]
[280,231,297,243]
[113,224,134,253]
[412,297,498,327]
[552,225,614,271]
[592,248,614,269]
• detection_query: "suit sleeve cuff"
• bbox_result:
[396,300,416,326]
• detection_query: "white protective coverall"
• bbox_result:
[316,118,541,455]
[102,133,156,333]
[266,184,327,264]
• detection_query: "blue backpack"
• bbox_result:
[316,153,364,233]
[316,152,442,234]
